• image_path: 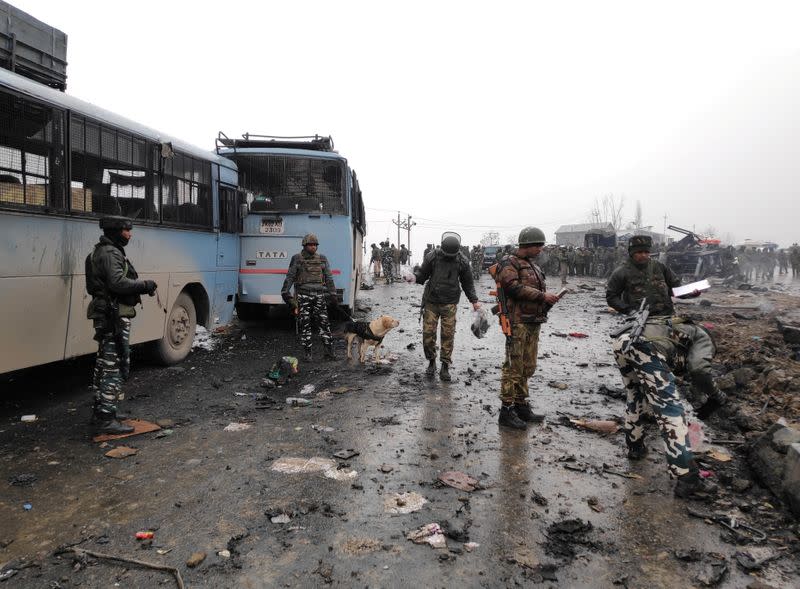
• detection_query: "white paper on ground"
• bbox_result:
[672,279,711,298]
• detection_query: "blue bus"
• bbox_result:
[0,67,241,374]
[215,134,366,318]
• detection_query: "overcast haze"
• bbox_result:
[15,0,800,254]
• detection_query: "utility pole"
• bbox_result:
[392,213,416,261]
[663,213,667,245]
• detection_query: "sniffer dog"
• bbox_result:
[344,315,400,363]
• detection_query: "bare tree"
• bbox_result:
[504,233,519,245]
[589,194,626,231]
[634,200,642,230]
[703,226,717,238]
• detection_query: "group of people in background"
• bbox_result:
[370,241,410,284]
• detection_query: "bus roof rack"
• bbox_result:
[216,132,334,153]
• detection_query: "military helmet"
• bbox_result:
[302,233,319,246]
[99,215,133,231]
[628,234,652,253]
[440,231,462,256]
[518,226,546,246]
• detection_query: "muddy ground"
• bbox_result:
[1,272,799,588]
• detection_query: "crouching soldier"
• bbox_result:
[86,216,157,434]
[282,233,337,361]
[607,234,726,499]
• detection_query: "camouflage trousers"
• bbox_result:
[92,317,131,419]
[422,302,457,365]
[382,260,394,283]
[613,333,694,478]
[500,323,540,404]
[297,292,332,351]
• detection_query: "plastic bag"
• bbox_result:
[470,308,490,338]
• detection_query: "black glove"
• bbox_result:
[143,280,158,296]
[328,295,340,307]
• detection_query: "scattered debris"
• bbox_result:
[55,547,185,589]
[406,523,447,549]
[544,519,594,560]
[92,419,161,443]
[299,384,315,396]
[695,556,728,587]
[464,542,479,552]
[333,449,359,460]
[384,492,428,514]
[104,446,138,459]
[569,418,619,434]
[7,473,36,487]
[217,549,231,558]
[568,332,589,338]
[285,397,312,407]
[378,464,394,473]
[270,457,358,482]
[223,422,252,432]
[186,551,206,568]
[686,507,767,542]
[271,513,292,524]
[438,471,479,492]
[548,381,569,390]
[706,449,733,462]
[20,415,37,423]
[266,356,299,384]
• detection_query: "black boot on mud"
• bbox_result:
[626,441,648,460]
[303,347,313,362]
[324,344,336,361]
[440,363,452,382]
[499,405,527,430]
[425,360,436,377]
[674,471,718,499]
[514,403,545,423]
[94,419,134,435]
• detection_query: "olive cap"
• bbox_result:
[628,235,652,253]
[518,226,546,246]
[302,233,319,246]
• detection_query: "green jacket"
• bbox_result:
[86,235,148,319]
[606,257,681,316]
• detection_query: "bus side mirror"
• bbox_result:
[239,203,249,219]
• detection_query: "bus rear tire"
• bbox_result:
[154,292,197,365]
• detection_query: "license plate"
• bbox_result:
[260,218,284,234]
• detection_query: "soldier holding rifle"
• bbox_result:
[606,235,726,499]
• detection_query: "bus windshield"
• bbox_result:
[236,154,346,214]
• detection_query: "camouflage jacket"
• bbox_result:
[86,235,148,319]
[498,252,549,324]
[606,257,681,316]
[281,250,336,299]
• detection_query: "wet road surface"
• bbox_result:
[0,275,796,587]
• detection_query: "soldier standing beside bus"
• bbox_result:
[282,233,337,361]
[86,216,157,434]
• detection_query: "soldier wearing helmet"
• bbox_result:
[412,231,480,381]
[494,226,561,429]
[85,216,158,434]
[281,233,338,360]
[606,234,725,499]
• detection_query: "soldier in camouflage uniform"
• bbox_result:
[607,235,724,499]
[413,232,480,381]
[380,241,395,284]
[496,227,561,429]
[86,216,157,434]
[470,245,484,280]
[282,233,338,361]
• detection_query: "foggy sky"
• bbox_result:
[13,1,799,254]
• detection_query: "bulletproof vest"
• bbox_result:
[622,258,674,316]
[295,252,325,286]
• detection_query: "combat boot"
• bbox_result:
[303,347,313,362]
[323,344,336,361]
[626,441,648,460]
[674,471,718,499]
[498,405,527,430]
[439,363,451,382]
[514,403,545,423]
[425,360,436,377]
[94,419,134,435]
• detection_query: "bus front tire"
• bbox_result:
[154,292,197,365]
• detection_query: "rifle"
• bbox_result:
[488,263,512,343]
[611,299,650,354]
